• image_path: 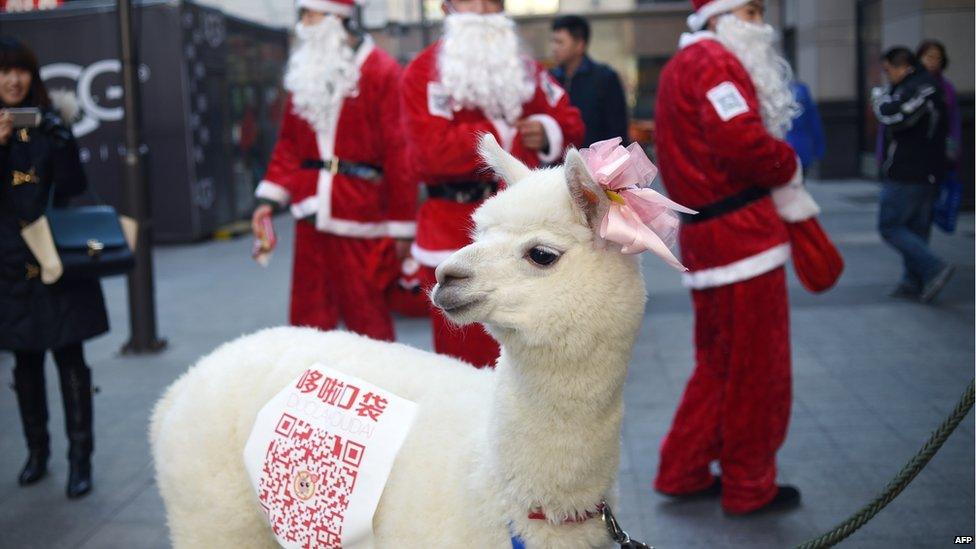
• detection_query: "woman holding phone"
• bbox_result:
[0,36,107,499]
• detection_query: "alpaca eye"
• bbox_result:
[527,246,560,267]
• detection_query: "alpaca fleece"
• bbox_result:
[152,136,647,548]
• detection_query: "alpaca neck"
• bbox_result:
[486,331,634,519]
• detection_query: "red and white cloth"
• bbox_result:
[401,41,585,268]
[686,0,752,30]
[257,36,416,240]
[653,23,840,516]
[656,32,799,289]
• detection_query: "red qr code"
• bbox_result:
[258,415,362,548]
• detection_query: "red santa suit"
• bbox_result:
[401,40,584,368]
[257,33,415,341]
[652,4,810,514]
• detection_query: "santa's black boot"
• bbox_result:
[13,360,50,486]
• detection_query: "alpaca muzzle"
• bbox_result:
[431,263,484,319]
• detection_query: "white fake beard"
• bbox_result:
[715,15,799,138]
[284,17,360,133]
[438,13,535,124]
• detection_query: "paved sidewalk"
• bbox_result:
[0,180,972,548]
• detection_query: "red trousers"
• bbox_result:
[419,265,500,368]
[655,267,791,513]
[290,222,394,342]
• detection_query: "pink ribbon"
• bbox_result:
[578,138,696,271]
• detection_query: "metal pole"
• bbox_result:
[419,0,431,47]
[117,0,166,354]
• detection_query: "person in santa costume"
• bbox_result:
[251,0,415,341]
[400,0,584,368]
[653,0,842,515]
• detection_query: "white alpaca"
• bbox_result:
[151,135,658,548]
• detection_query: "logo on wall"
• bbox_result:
[40,60,151,138]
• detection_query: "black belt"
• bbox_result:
[680,187,770,224]
[300,158,383,182]
[425,181,498,204]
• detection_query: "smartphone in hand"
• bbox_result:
[2,107,42,128]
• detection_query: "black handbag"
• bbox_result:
[47,204,135,279]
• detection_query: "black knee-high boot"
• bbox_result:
[54,344,94,499]
[13,351,50,485]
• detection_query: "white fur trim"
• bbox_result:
[387,221,417,239]
[307,36,376,233]
[687,0,751,31]
[679,30,717,49]
[298,0,354,17]
[290,195,318,218]
[772,163,820,222]
[353,35,375,68]
[292,194,400,238]
[528,114,563,164]
[323,218,395,238]
[410,242,457,268]
[255,180,291,206]
[682,243,790,289]
[773,186,820,222]
[490,118,517,152]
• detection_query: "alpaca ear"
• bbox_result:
[478,133,531,186]
[564,148,607,229]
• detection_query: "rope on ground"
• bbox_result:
[794,379,975,549]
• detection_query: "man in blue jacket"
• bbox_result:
[550,15,628,146]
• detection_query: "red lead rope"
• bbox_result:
[527,503,605,524]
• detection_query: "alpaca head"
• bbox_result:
[430,134,648,351]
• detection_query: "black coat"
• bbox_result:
[873,68,949,184]
[0,110,108,351]
[551,56,629,147]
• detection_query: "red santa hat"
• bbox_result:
[687,0,752,31]
[298,0,356,18]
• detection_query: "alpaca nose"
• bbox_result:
[435,263,473,287]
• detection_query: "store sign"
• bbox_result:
[1,0,62,12]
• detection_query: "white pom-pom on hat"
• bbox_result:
[296,0,360,17]
[687,0,752,31]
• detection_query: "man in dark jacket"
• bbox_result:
[550,15,628,146]
[873,46,953,302]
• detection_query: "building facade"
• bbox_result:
[144,0,975,187]
[375,0,973,187]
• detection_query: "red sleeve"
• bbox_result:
[520,67,585,161]
[256,97,304,206]
[696,55,796,188]
[400,47,500,180]
[375,59,417,238]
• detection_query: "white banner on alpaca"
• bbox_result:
[243,364,418,549]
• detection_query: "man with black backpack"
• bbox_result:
[873,46,954,303]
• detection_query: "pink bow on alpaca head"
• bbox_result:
[578,138,696,271]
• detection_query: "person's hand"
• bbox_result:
[251,204,276,252]
[394,239,412,261]
[516,118,548,152]
[0,112,13,146]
